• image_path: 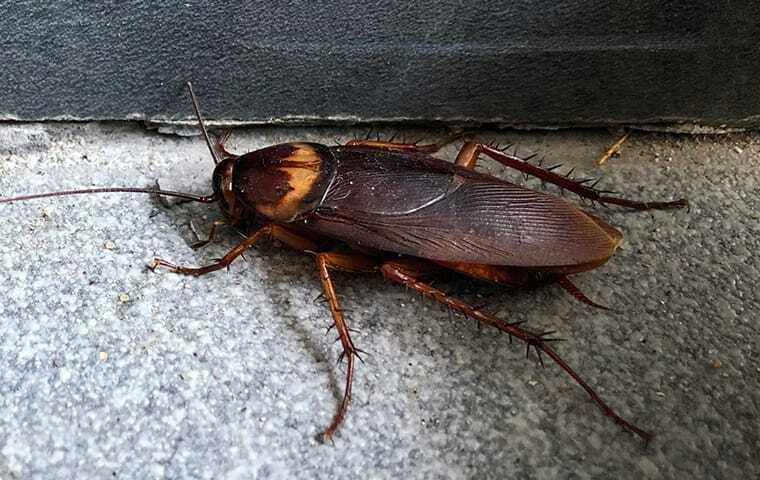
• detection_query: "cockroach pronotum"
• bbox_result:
[0,83,687,444]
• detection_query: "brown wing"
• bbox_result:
[306,147,621,269]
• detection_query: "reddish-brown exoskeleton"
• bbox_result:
[0,83,687,443]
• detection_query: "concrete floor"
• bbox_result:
[0,123,757,478]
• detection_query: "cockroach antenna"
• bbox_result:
[0,187,217,205]
[186,81,220,165]
[0,83,222,206]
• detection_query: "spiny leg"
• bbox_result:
[381,258,653,443]
[152,180,199,209]
[214,129,237,159]
[314,252,378,441]
[190,219,227,249]
[455,142,687,211]
[345,131,465,155]
[149,224,317,276]
[556,276,613,311]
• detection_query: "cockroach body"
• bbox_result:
[0,83,687,444]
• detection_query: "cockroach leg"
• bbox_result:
[455,142,687,211]
[380,258,654,443]
[345,132,464,154]
[314,252,377,442]
[454,142,482,169]
[213,129,236,160]
[190,219,227,250]
[149,224,317,276]
[557,276,615,312]
[345,138,442,154]
[151,180,199,209]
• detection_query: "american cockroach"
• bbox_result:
[0,83,687,444]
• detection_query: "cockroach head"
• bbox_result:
[212,156,242,222]
[212,142,336,224]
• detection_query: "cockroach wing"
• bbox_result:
[308,147,621,269]
[317,148,459,215]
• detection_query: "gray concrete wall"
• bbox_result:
[2,1,759,127]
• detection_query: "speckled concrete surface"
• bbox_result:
[0,124,757,479]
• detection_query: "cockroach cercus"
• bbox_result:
[0,83,687,444]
